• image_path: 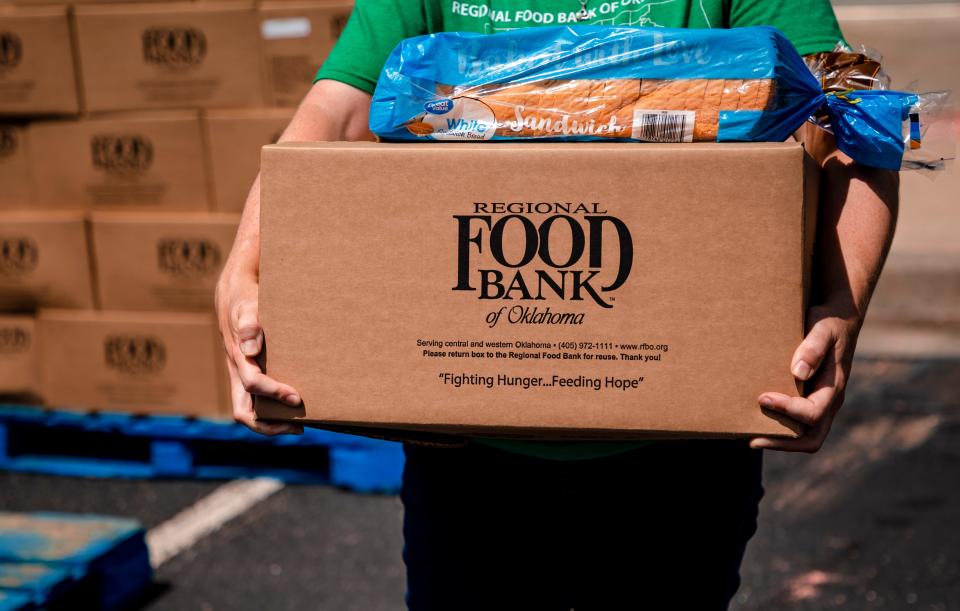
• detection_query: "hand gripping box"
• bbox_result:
[37,309,226,417]
[258,0,353,107]
[73,1,262,112]
[0,315,39,398]
[0,211,95,310]
[204,108,293,212]
[255,142,818,439]
[28,112,210,210]
[0,6,80,116]
[90,211,239,311]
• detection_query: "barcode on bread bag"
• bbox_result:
[631,110,696,143]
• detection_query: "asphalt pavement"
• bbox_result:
[2,354,957,610]
[737,357,960,611]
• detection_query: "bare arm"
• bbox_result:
[751,123,900,452]
[215,79,373,435]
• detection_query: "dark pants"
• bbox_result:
[401,440,764,611]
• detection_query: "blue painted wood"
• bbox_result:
[0,590,32,611]
[6,457,157,480]
[0,405,404,493]
[0,405,389,447]
[150,441,193,477]
[329,444,407,494]
[0,512,141,566]
[0,512,151,611]
[0,562,73,606]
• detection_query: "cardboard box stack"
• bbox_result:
[259,0,352,107]
[0,0,343,415]
[0,314,39,399]
[28,112,210,210]
[0,6,80,115]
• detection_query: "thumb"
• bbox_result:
[233,300,263,357]
[791,319,835,382]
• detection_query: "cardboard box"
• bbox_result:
[0,315,39,397]
[258,0,352,107]
[0,123,34,208]
[28,112,210,210]
[0,211,95,310]
[73,2,262,112]
[37,309,225,416]
[91,211,239,311]
[204,108,293,212]
[0,6,80,115]
[256,142,817,439]
[12,0,170,5]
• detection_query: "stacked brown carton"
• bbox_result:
[0,0,351,416]
[0,5,80,115]
[258,0,353,106]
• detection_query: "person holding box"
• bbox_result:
[216,1,900,608]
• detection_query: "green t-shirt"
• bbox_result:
[317,0,845,94]
[315,0,843,461]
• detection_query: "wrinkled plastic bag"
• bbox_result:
[369,25,953,171]
[805,45,891,93]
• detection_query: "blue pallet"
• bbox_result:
[0,512,151,611]
[0,405,404,493]
[0,562,74,607]
[0,590,32,611]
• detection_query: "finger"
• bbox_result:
[750,435,820,453]
[791,319,836,381]
[232,300,263,357]
[233,350,302,406]
[240,410,303,436]
[249,418,304,436]
[227,355,255,422]
[235,407,303,436]
[751,414,832,453]
[758,387,835,427]
[228,357,302,436]
[761,344,841,426]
